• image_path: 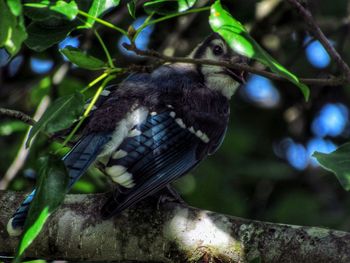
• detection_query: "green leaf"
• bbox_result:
[178,0,196,12]
[25,0,78,20]
[24,4,65,20]
[313,143,350,191]
[26,92,84,147]
[144,0,197,15]
[0,0,27,56]
[25,20,76,51]
[60,46,106,70]
[7,0,22,16]
[82,0,121,28]
[127,0,136,18]
[209,0,310,100]
[14,155,69,262]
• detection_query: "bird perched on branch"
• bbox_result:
[8,33,246,236]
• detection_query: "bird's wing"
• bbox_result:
[100,109,218,218]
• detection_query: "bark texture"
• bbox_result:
[1,190,350,262]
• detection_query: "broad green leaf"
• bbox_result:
[25,0,78,20]
[0,0,27,56]
[24,4,66,20]
[25,20,76,51]
[82,0,121,28]
[144,0,197,15]
[209,1,310,100]
[26,92,84,147]
[313,143,350,191]
[14,155,69,262]
[127,0,136,18]
[60,46,106,70]
[7,0,22,16]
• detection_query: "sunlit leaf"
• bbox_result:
[13,155,69,262]
[178,0,196,12]
[26,92,84,147]
[60,46,106,70]
[82,0,121,28]
[143,0,197,15]
[0,0,27,56]
[313,143,350,191]
[6,0,22,16]
[25,0,78,20]
[209,0,310,100]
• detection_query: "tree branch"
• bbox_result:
[0,108,36,126]
[286,0,350,81]
[122,43,346,86]
[1,191,350,262]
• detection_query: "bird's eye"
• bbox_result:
[213,45,223,56]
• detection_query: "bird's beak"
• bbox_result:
[223,55,248,84]
[224,67,247,84]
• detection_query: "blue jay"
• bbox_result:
[7,33,246,236]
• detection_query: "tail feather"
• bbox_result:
[7,133,110,236]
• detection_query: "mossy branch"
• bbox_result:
[0,191,349,262]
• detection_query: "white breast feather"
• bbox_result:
[207,75,240,99]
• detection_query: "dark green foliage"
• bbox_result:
[314,144,350,191]
[26,92,84,147]
[60,46,107,69]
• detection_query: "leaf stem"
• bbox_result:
[81,72,109,93]
[77,10,128,36]
[61,75,115,148]
[94,30,115,68]
[133,6,210,41]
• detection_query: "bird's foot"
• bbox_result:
[156,185,188,210]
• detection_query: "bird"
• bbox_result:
[7,33,246,236]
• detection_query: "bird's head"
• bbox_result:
[190,33,247,99]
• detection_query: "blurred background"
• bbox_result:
[1,0,350,231]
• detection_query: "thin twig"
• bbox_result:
[286,0,350,81]
[0,97,50,190]
[94,30,115,68]
[0,108,36,126]
[123,43,346,86]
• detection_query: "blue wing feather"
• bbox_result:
[9,132,111,231]
[101,111,203,218]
